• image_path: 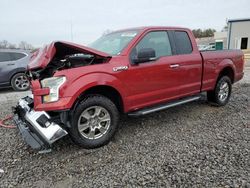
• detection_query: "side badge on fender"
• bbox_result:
[113,66,128,72]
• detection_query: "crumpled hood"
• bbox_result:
[28,41,111,70]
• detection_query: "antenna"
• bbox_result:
[70,18,73,42]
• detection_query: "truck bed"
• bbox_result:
[200,49,244,91]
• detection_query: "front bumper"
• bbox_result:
[13,96,68,150]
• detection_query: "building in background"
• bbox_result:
[214,32,227,50]
[227,18,250,50]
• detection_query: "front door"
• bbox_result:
[125,31,182,110]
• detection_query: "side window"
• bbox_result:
[10,52,26,61]
[0,52,12,62]
[174,31,193,54]
[132,31,172,59]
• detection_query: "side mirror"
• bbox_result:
[133,48,156,64]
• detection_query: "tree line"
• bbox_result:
[192,28,217,38]
[0,40,34,50]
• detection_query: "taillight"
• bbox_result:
[242,55,246,68]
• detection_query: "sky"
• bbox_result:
[1,0,250,47]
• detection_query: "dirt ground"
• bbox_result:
[0,67,249,187]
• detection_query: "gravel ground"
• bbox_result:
[0,68,249,187]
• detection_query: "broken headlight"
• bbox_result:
[40,76,66,103]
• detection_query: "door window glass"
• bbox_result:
[0,52,12,62]
[175,31,193,54]
[132,31,172,59]
[10,52,26,60]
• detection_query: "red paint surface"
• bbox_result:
[29,27,244,113]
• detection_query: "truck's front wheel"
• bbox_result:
[69,95,119,149]
[207,76,232,106]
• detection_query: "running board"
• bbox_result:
[128,95,201,117]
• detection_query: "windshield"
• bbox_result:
[89,30,138,55]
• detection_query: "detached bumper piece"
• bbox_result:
[13,96,68,151]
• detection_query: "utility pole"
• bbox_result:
[70,18,73,42]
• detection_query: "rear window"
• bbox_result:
[175,31,193,54]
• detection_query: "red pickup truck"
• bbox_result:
[13,26,244,151]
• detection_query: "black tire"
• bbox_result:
[207,76,232,106]
[11,73,30,91]
[69,95,120,149]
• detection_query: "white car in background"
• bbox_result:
[198,44,215,51]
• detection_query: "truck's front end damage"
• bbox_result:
[13,96,68,150]
[12,41,111,151]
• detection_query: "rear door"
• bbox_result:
[0,52,27,85]
[0,52,14,84]
[171,30,203,96]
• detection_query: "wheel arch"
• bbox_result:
[73,85,125,114]
[9,68,27,82]
[215,58,236,85]
[55,72,130,113]
[217,66,235,84]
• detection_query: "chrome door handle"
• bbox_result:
[7,63,15,66]
[170,64,179,68]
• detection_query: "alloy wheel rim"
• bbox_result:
[78,106,111,140]
[15,75,29,90]
[218,81,229,102]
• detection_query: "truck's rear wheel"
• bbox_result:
[69,95,119,149]
[207,76,232,106]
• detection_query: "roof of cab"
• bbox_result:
[109,26,191,34]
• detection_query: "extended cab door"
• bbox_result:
[170,30,203,96]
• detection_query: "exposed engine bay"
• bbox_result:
[28,42,110,80]
[35,53,106,79]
